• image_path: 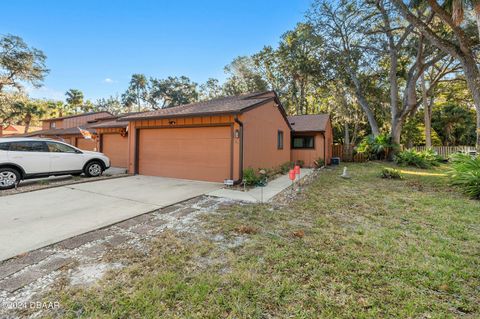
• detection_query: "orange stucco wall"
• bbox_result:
[241,100,291,170]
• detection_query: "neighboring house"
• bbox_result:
[24,111,113,151]
[288,114,333,167]
[0,124,42,136]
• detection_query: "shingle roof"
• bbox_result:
[22,125,96,137]
[41,111,112,122]
[288,114,330,132]
[90,112,145,128]
[119,92,277,121]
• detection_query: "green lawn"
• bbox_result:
[45,162,480,318]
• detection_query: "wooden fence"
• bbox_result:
[332,144,476,162]
[408,145,476,158]
[332,144,368,162]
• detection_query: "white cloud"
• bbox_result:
[103,78,115,84]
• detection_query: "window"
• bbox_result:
[292,136,315,149]
[9,141,48,152]
[277,131,284,150]
[50,122,56,129]
[46,142,77,153]
[0,143,9,151]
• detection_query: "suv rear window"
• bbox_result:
[9,141,48,152]
[0,143,9,151]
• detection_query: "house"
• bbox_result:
[0,124,42,137]
[25,111,113,151]
[288,114,333,167]
[115,91,333,182]
[119,91,292,182]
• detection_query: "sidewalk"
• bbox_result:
[208,169,314,203]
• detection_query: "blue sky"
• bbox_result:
[1,0,311,102]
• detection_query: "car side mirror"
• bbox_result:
[75,150,83,154]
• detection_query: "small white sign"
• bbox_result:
[224,179,234,186]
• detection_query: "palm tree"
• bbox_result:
[65,89,84,113]
[131,74,148,111]
[11,101,46,133]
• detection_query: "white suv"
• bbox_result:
[0,138,110,190]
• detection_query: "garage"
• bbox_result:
[76,137,97,151]
[102,133,128,167]
[137,126,232,182]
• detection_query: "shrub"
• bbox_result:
[448,153,480,199]
[243,168,261,186]
[380,167,402,179]
[314,158,325,168]
[279,162,294,174]
[356,134,397,160]
[394,149,442,169]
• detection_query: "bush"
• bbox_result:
[314,158,325,168]
[380,167,402,179]
[394,149,442,169]
[356,134,397,160]
[448,153,480,199]
[279,162,294,174]
[243,168,261,186]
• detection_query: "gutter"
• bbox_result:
[234,115,244,184]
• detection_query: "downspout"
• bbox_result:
[322,132,327,166]
[234,115,244,184]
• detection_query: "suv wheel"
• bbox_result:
[84,161,103,177]
[0,168,20,190]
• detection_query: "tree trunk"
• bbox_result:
[343,122,351,161]
[421,72,432,148]
[346,68,380,136]
[24,113,31,133]
[476,7,480,42]
[391,117,403,145]
[460,54,480,151]
[389,49,400,134]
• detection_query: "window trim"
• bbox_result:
[291,136,315,149]
[277,130,284,150]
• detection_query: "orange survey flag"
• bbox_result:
[78,127,93,140]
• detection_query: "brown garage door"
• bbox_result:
[76,137,97,151]
[138,126,231,182]
[102,134,128,167]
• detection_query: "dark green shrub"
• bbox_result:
[448,154,480,199]
[356,134,397,160]
[394,149,441,168]
[243,168,261,186]
[380,167,402,179]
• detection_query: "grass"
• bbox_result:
[41,162,479,318]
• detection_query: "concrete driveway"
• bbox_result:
[0,176,222,261]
